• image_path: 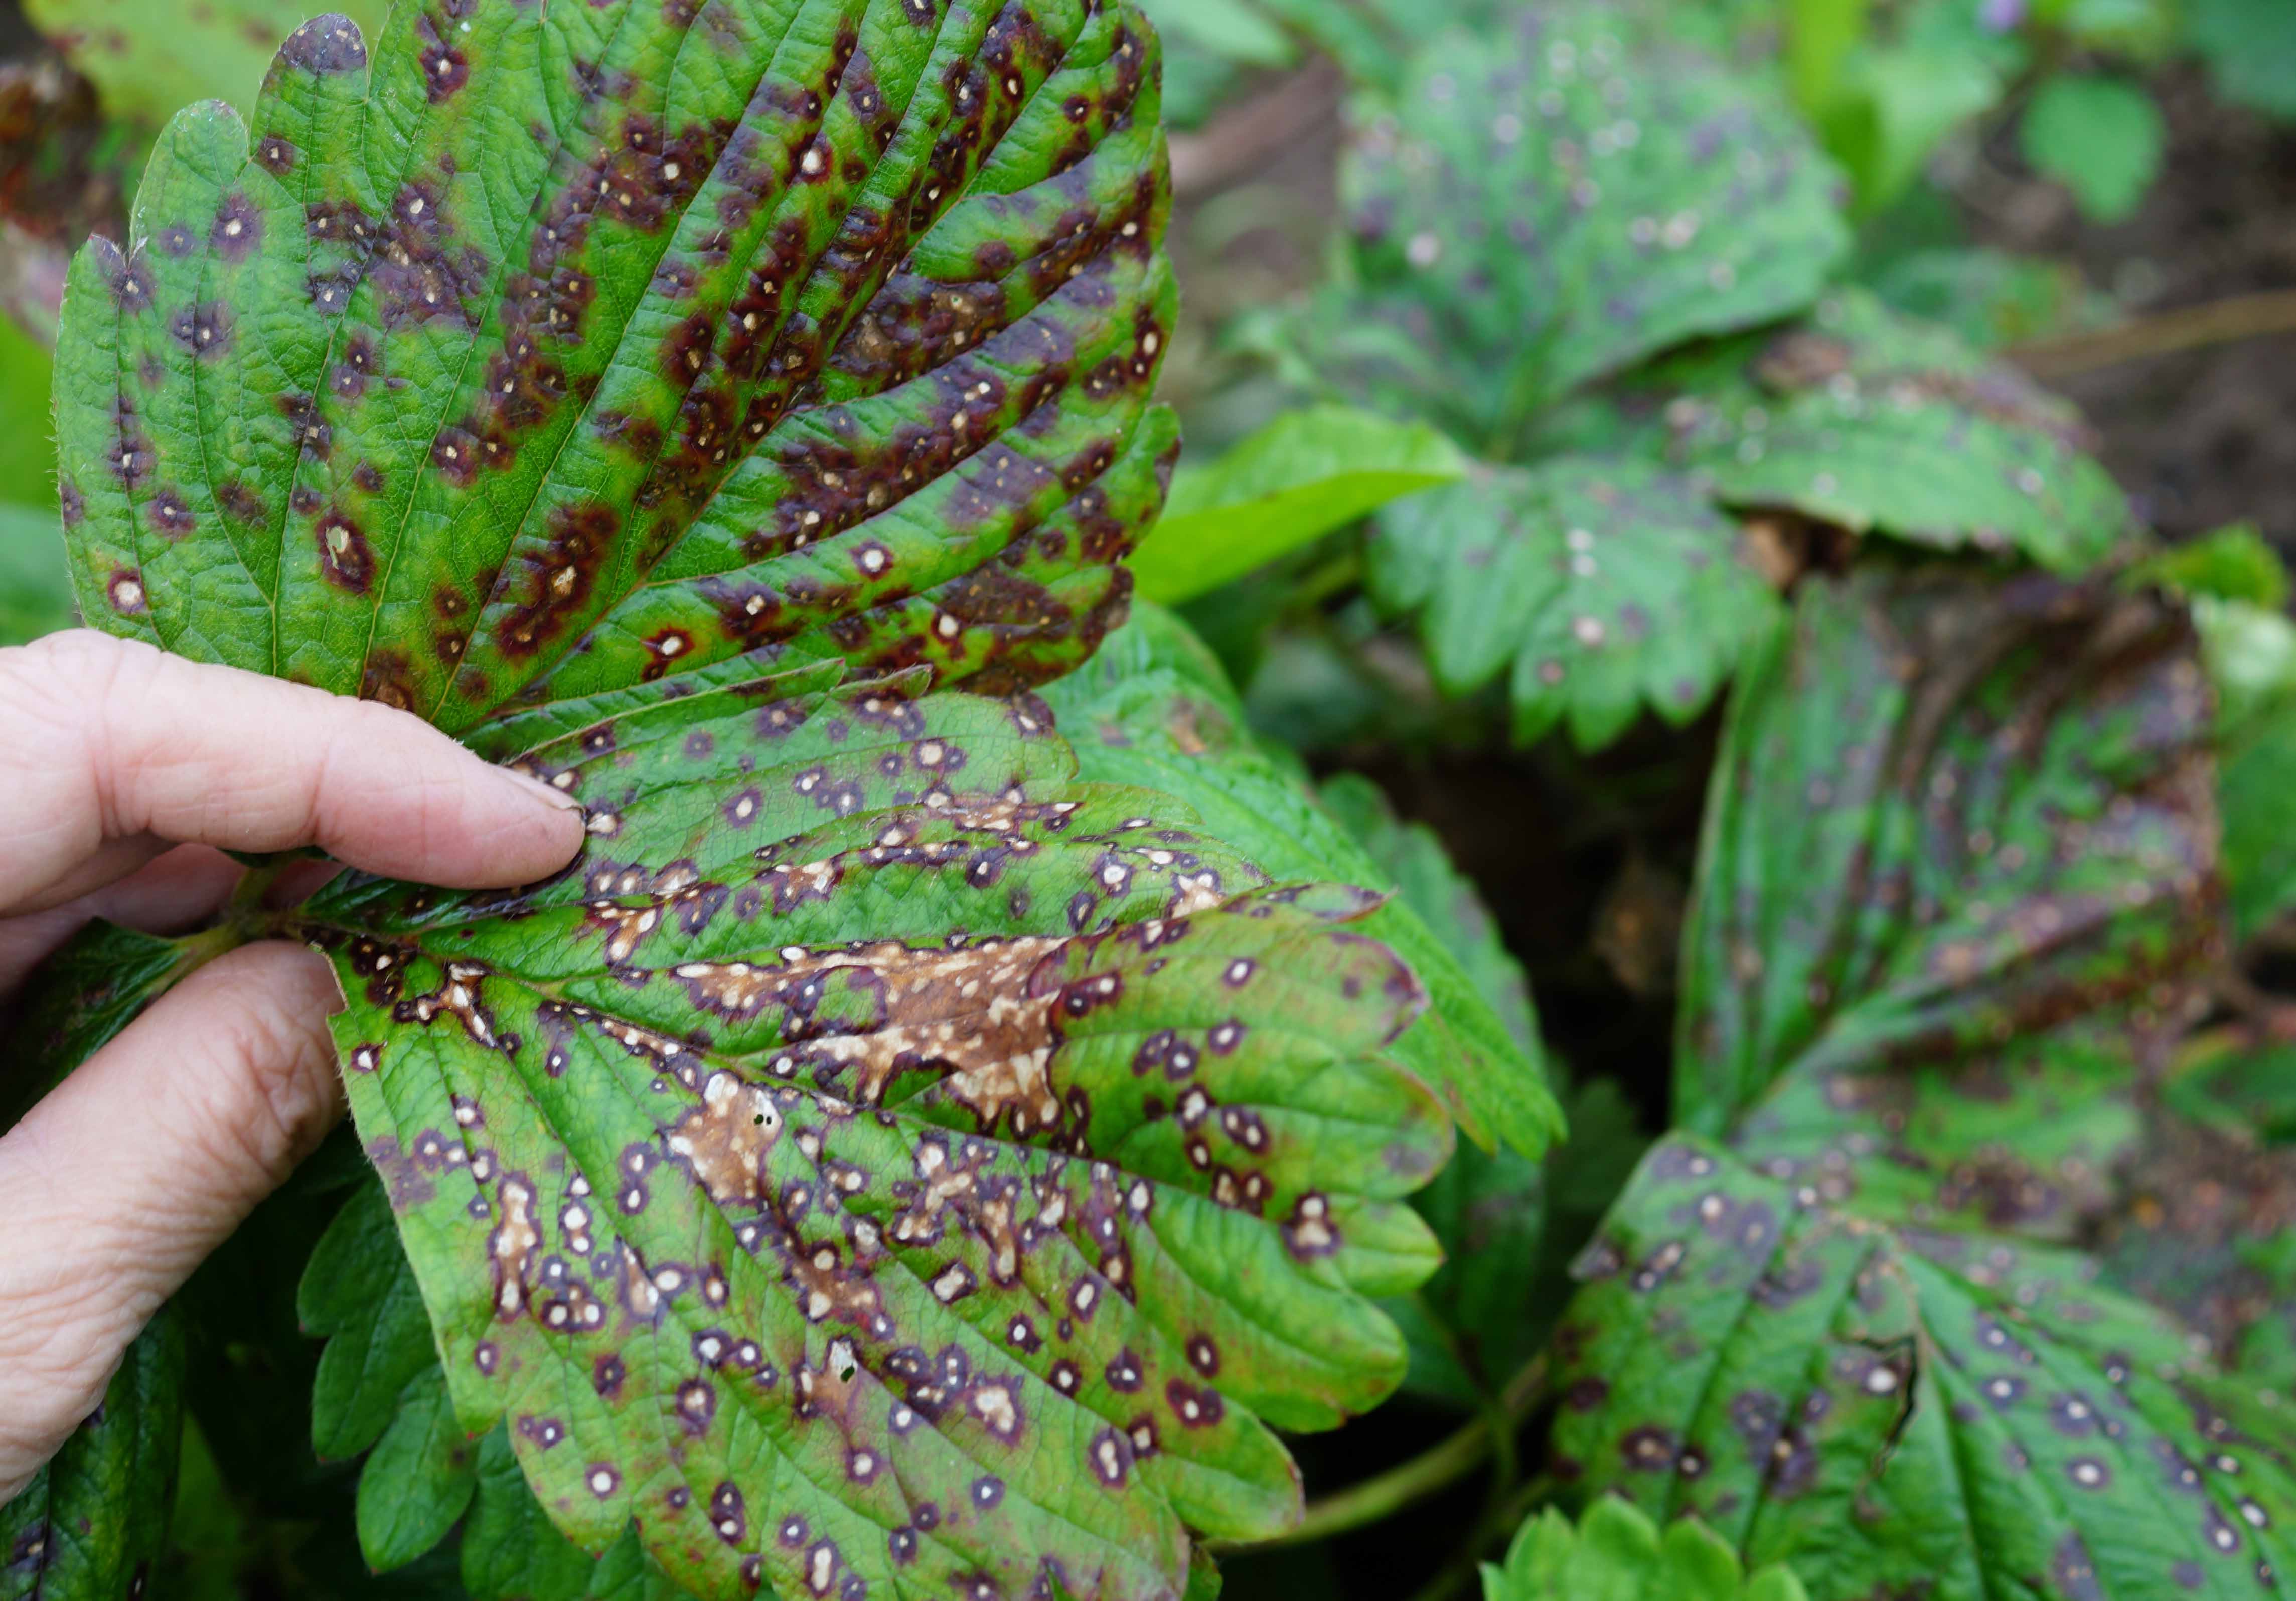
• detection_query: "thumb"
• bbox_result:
[0,941,347,1498]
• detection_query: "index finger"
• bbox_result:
[0,631,584,912]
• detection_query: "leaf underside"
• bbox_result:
[1331,0,1849,445]
[1369,459,1782,752]
[58,0,1179,748]
[1553,1139,2296,1601]
[1532,287,2136,572]
[308,669,1452,1601]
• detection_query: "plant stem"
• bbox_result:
[1211,1356,1547,1555]
[2012,290,2296,380]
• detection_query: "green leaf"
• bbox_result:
[1329,0,1849,445]
[1,1311,185,1601]
[1534,287,2136,571]
[1039,600,1559,1157]
[2195,595,2296,740]
[2136,524,2291,611]
[1816,41,2001,215]
[2019,74,2165,223]
[356,1367,480,1573]
[1128,406,1467,606]
[1481,1495,1807,1601]
[1367,460,1782,752]
[463,1427,684,1601]
[308,671,1451,1600]
[300,1177,445,1462]
[1675,563,2218,1143]
[2218,685,2296,942]
[1863,246,2109,351]
[2185,0,2296,119]
[1552,1136,2296,1601]
[58,0,1179,739]
[1134,0,1295,69]
[25,0,390,122]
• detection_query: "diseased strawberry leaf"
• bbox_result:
[1482,1495,1808,1601]
[57,0,1177,735]
[0,1311,184,1601]
[1367,460,1782,752]
[1037,599,1559,1157]
[1530,288,2136,572]
[302,670,1449,1600]
[1327,0,1848,448]
[463,1426,684,1601]
[1551,1137,2296,1601]
[1675,563,2219,1149]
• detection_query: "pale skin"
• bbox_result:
[0,630,586,1500]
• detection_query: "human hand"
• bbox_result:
[0,630,585,1498]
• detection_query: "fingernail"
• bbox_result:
[496,763,584,813]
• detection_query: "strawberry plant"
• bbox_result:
[5,0,2296,1599]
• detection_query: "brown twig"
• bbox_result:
[2011,289,2296,380]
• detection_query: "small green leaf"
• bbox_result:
[0,1312,185,1601]
[356,1368,480,1573]
[1553,1137,2296,1600]
[1128,407,1467,605]
[59,0,1179,734]
[1676,563,2218,1143]
[300,1178,443,1462]
[1481,1495,1808,1601]
[1817,42,2001,215]
[1328,0,1849,444]
[1535,287,2135,570]
[2020,73,2165,223]
[1040,601,1560,1158]
[1367,460,1781,752]
[2135,524,2291,611]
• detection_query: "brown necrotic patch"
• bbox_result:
[664,1070,784,1204]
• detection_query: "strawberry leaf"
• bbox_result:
[1675,563,2219,1143]
[1038,600,1559,1156]
[303,670,1449,1600]
[56,0,1177,733]
[1551,1138,2296,1601]
[1532,288,2136,572]
[1367,460,1782,752]
[300,1177,441,1462]
[1330,0,1848,447]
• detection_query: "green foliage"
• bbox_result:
[2138,523,2291,611]
[1330,0,1850,447]
[0,1312,184,1601]
[1553,1138,2296,1601]
[1040,601,1559,1156]
[298,1178,439,1463]
[1675,565,2216,1183]
[1368,461,1782,752]
[1534,288,2136,571]
[59,0,1178,738]
[2019,73,2165,222]
[1863,246,2109,351]
[355,1368,479,1573]
[2185,0,2296,118]
[24,0,390,121]
[1130,407,1466,604]
[1482,1496,1806,1601]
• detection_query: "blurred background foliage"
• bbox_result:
[0,0,2291,1597]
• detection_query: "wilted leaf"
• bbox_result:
[58,0,1178,740]
[1128,406,1466,606]
[1551,1137,2296,1601]
[1533,288,2134,571]
[1368,460,1782,751]
[1482,1495,1806,1601]
[1040,600,1558,1156]
[0,1312,184,1601]
[1676,563,2218,1149]
[305,669,1449,1600]
[1330,0,1848,445]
